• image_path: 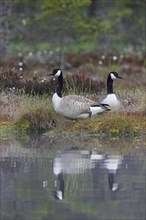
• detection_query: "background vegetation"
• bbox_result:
[1,0,145,62]
[0,0,145,134]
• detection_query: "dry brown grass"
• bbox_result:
[0,92,60,131]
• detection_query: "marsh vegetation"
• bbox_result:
[0,0,145,135]
[0,52,145,135]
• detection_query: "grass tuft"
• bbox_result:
[14,97,59,132]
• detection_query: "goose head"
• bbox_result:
[109,72,123,80]
[48,68,62,77]
[105,71,124,97]
[48,68,63,97]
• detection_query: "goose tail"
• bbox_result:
[90,104,110,116]
[100,103,111,111]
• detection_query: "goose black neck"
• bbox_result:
[58,173,65,194]
[56,74,63,97]
[108,173,115,190]
[107,75,114,94]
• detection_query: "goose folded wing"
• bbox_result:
[62,95,97,116]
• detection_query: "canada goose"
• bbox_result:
[48,68,110,119]
[100,72,123,111]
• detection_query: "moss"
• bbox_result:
[15,119,30,131]
[0,111,145,135]
[50,113,146,135]
[99,114,134,133]
[0,121,14,131]
[14,107,59,132]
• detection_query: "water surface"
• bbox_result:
[0,134,146,220]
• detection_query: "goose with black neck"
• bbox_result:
[100,72,123,112]
[48,68,110,119]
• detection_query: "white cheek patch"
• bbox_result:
[110,73,117,80]
[56,70,61,76]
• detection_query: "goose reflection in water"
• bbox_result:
[54,173,65,200]
[52,149,123,200]
[53,149,94,200]
[103,155,123,191]
[53,149,106,200]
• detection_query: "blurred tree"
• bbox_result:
[12,0,41,45]
[85,0,145,54]
[88,0,98,17]
[2,0,145,59]
[38,0,97,68]
[115,0,145,49]
[0,0,12,60]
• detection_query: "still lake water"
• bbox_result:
[0,133,146,220]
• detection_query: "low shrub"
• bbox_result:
[0,67,105,95]
[64,72,105,94]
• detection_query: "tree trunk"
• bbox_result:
[0,0,12,60]
[88,0,98,17]
[59,27,65,69]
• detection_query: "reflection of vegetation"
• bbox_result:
[14,165,55,220]
[1,134,145,219]
[9,151,146,220]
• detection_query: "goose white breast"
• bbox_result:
[100,71,123,112]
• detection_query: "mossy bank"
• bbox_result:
[0,111,145,136]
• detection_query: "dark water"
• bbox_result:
[0,133,146,220]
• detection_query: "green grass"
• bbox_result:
[9,42,53,54]
[8,40,145,56]
[8,41,96,56]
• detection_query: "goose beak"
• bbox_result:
[118,75,124,79]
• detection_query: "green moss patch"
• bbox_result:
[51,113,146,135]
[0,111,145,136]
